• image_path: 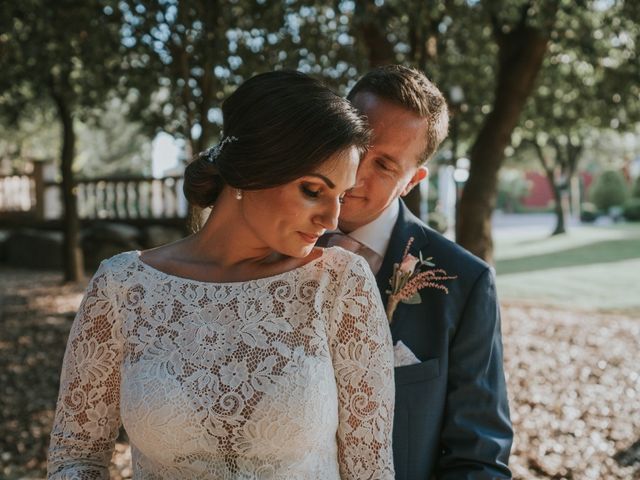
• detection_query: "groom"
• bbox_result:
[334,66,513,478]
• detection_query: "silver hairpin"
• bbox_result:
[204,135,238,163]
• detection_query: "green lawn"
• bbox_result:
[494,223,640,313]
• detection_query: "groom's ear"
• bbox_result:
[401,166,428,197]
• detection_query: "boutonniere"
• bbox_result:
[385,237,457,324]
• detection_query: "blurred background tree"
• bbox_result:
[0,107,60,170]
[75,98,152,178]
[590,169,629,212]
[115,0,364,229]
[623,176,640,221]
[496,168,532,213]
[0,0,127,281]
[343,0,639,262]
[1,0,639,272]
[513,1,640,235]
[116,0,365,155]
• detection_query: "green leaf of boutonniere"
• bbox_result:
[401,292,422,305]
[419,252,435,267]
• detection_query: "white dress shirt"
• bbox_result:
[348,200,400,260]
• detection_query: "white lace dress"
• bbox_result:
[48,247,395,479]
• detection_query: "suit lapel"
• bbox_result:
[375,200,430,307]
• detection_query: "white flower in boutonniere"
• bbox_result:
[385,237,457,324]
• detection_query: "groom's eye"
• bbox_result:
[376,159,390,171]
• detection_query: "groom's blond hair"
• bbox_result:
[348,65,449,165]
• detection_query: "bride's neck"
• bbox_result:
[187,190,279,268]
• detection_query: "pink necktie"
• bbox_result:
[323,232,383,274]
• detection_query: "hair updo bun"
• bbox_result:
[182,150,226,209]
[183,70,370,207]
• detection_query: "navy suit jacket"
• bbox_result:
[377,200,512,479]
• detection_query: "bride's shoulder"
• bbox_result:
[322,245,356,261]
[100,250,139,270]
[321,246,370,273]
[91,250,140,285]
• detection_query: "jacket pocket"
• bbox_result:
[394,357,440,386]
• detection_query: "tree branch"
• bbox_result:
[489,10,505,48]
[567,140,583,176]
[533,140,553,176]
[517,0,533,32]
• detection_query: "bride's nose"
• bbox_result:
[314,198,340,231]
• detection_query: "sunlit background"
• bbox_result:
[1,0,639,478]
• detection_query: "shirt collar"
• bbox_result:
[348,200,399,258]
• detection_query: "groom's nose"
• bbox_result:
[351,176,366,191]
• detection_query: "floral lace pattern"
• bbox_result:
[48,248,395,479]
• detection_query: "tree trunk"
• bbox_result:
[51,87,84,282]
[533,141,568,236]
[186,136,206,234]
[548,173,566,235]
[456,25,549,264]
[353,1,396,68]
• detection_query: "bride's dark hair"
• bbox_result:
[184,70,370,208]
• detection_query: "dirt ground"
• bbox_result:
[1,267,638,479]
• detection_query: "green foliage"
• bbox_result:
[514,1,640,143]
[623,198,640,221]
[496,169,532,213]
[580,202,599,223]
[508,0,640,233]
[0,0,134,279]
[116,1,364,152]
[589,170,629,211]
[0,0,129,174]
[0,107,60,168]
[76,98,152,177]
[632,176,640,198]
[0,1,125,118]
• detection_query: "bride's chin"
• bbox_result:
[292,244,315,258]
[271,243,311,259]
[298,245,315,257]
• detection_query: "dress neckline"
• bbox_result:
[133,248,330,287]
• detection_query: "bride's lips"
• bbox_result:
[298,232,321,244]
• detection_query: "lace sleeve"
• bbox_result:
[328,254,395,479]
[48,261,123,479]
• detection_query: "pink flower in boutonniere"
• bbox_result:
[385,237,457,324]
[399,253,420,274]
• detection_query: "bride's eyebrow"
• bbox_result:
[305,174,335,189]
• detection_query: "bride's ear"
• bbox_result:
[401,166,428,197]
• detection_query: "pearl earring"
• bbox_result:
[235,189,243,200]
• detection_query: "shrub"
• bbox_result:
[580,202,599,223]
[589,170,629,212]
[623,198,640,222]
[632,176,640,199]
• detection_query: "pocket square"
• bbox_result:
[393,340,421,367]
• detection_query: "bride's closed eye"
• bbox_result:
[301,184,348,205]
[301,184,321,198]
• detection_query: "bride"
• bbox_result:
[48,70,395,479]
